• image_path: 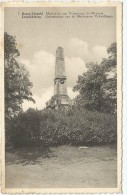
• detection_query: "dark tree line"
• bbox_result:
[5,33,117,147]
[5,32,117,117]
[73,43,117,114]
[4,32,35,120]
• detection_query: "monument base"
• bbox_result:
[46,94,71,112]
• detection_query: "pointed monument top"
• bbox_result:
[55,46,65,78]
[57,46,63,50]
[56,46,64,60]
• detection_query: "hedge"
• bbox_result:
[6,108,117,147]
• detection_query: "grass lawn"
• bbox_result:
[5,145,117,188]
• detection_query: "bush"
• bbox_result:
[6,107,117,148]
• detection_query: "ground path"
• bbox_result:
[5,145,117,188]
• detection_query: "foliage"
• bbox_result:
[5,41,117,148]
[73,43,117,114]
[7,108,117,148]
[4,33,35,120]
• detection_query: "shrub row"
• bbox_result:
[6,108,117,147]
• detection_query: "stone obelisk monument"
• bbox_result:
[54,47,67,95]
[46,47,70,111]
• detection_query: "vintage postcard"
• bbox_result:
[0,1,122,193]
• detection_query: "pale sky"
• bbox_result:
[5,6,116,110]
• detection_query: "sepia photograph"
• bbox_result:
[1,2,122,193]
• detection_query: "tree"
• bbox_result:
[101,43,117,113]
[73,43,117,113]
[4,32,35,119]
[73,62,107,112]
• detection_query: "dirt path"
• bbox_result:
[5,145,117,188]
